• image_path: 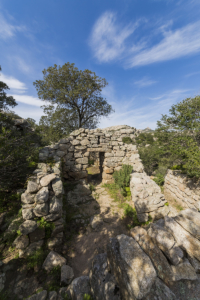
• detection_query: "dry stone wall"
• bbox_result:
[164,169,200,211]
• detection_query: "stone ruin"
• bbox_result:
[2,125,200,299]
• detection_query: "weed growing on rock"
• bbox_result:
[37,217,55,239]
[89,184,95,192]
[83,294,93,300]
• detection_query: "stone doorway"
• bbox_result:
[87,151,105,185]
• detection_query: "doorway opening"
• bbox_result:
[87,151,105,185]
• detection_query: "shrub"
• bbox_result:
[122,137,133,144]
[38,217,55,239]
[113,164,133,195]
[153,174,165,186]
[88,159,94,166]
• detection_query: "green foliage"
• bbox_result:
[123,204,140,227]
[89,184,95,192]
[38,217,55,239]
[135,133,154,146]
[26,248,45,269]
[88,159,94,166]
[153,174,165,186]
[165,202,169,206]
[122,136,133,144]
[113,165,133,196]
[34,63,114,143]
[83,294,93,300]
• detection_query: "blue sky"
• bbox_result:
[1,0,200,129]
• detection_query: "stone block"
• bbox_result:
[34,203,48,217]
[40,174,57,187]
[75,157,88,164]
[42,251,66,272]
[61,265,74,285]
[27,181,39,193]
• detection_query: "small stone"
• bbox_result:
[40,174,56,187]
[47,237,62,250]
[21,191,35,204]
[91,215,103,231]
[22,208,35,220]
[67,276,91,299]
[34,203,48,217]
[51,225,64,237]
[29,227,45,243]
[42,251,66,272]
[35,187,49,204]
[27,181,39,193]
[49,196,62,214]
[61,265,74,285]
[13,235,29,249]
[52,178,64,197]
[43,213,61,222]
[48,291,57,300]
[19,220,37,235]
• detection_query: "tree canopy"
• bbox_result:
[34,63,114,130]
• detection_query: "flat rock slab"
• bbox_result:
[40,174,56,187]
[145,277,176,300]
[165,216,200,261]
[171,258,197,281]
[131,230,173,285]
[134,196,166,214]
[42,251,66,272]
[174,213,200,240]
[107,234,157,300]
[19,220,37,235]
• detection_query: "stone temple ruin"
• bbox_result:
[3,125,200,299]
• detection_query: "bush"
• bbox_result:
[153,174,165,186]
[113,165,133,195]
[122,137,133,144]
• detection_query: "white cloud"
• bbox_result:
[99,87,192,130]
[128,21,200,67]
[134,77,157,87]
[1,73,27,90]
[10,94,44,107]
[0,14,25,39]
[89,11,137,62]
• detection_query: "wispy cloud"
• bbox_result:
[1,73,27,91]
[10,94,44,107]
[134,77,157,87]
[185,71,200,78]
[127,21,200,67]
[100,86,192,129]
[0,13,25,39]
[89,11,137,63]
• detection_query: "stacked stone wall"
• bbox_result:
[164,169,200,211]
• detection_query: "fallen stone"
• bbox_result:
[35,187,49,203]
[150,205,170,221]
[171,258,197,281]
[164,216,200,261]
[40,174,56,187]
[13,235,29,249]
[19,220,38,235]
[107,234,157,300]
[67,276,91,300]
[61,265,74,285]
[52,178,64,197]
[134,195,166,214]
[27,181,39,193]
[137,212,149,222]
[42,251,66,272]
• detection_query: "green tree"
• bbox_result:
[34,63,114,130]
[0,67,40,192]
